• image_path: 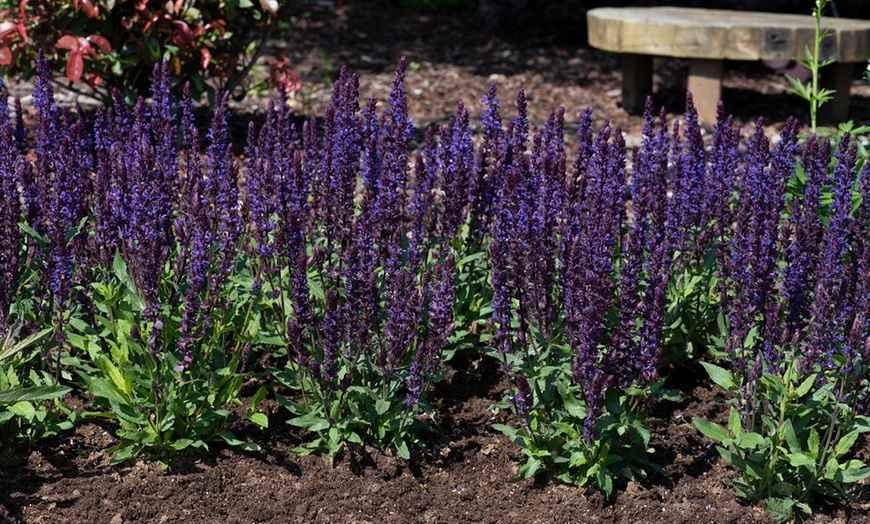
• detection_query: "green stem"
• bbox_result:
[810,3,823,132]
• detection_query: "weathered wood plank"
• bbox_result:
[588,7,870,62]
[687,59,724,125]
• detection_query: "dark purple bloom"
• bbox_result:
[806,135,858,369]
[850,154,870,358]
[668,93,709,260]
[438,100,475,239]
[0,86,22,331]
[410,126,439,251]
[407,247,455,406]
[512,372,533,425]
[469,83,504,240]
[781,136,827,344]
[561,121,626,439]
[637,236,672,384]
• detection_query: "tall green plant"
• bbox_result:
[784,0,836,132]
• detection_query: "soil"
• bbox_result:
[3,2,870,523]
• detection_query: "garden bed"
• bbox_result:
[3,3,870,523]
[2,357,867,523]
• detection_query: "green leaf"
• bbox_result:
[375,399,391,416]
[825,457,839,479]
[0,327,53,361]
[109,399,143,427]
[112,251,132,285]
[307,277,325,303]
[249,412,269,428]
[396,439,410,460]
[786,452,816,468]
[64,216,88,245]
[248,387,267,410]
[219,431,248,447]
[0,384,70,404]
[727,407,741,437]
[522,457,544,478]
[781,420,799,453]
[834,430,859,457]
[739,432,765,449]
[7,401,37,419]
[171,439,194,451]
[457,251,485,266]
[837,464,870,483]
[100,356,132,396]
[793,373,816,398]
[693,418,730,443]
[807,428,820,457]
[82,376,128,404]
[763,497,795,523]
[288,413,330,432]
[700,362,735,390]
[596,467,613,497]
[18,222,47,249]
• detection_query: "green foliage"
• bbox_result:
[0,321,75,447]
[694,358,870,522]
[488,337,673,496]
[663,249,722,366]
[446,230,494,362]
[69,253,265,464]
[275,371,433,462]
[269,245,454,463]
[0,0,297,102]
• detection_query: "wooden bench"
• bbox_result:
[587,7,870,124]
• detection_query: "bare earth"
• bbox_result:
[2,3,870,523]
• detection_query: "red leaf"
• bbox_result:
[0,46,12,65]
[270,56,301,93]
[16,22,26,40]
[0,21,15,39]
[81,0,98,18]
[66,49,84,83]
[87,34,111,54]
[172,20,194,47]
[56,35,80,51]
[284,69,301,93]
[200,47,211,69]
[86,72,103,88]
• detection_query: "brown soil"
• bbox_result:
[3,2,870,523]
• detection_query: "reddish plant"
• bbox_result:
[0,0,299,101]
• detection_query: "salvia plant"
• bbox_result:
[1,51,869,520]
[694,124,870,521]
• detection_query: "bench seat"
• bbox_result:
[587,7,870,123]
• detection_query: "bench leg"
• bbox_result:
[621,53,652,114]
[687,58,724,125]
[819,62,853,123]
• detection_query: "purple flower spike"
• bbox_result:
[0,91,22,332]
[806,135,858,369]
